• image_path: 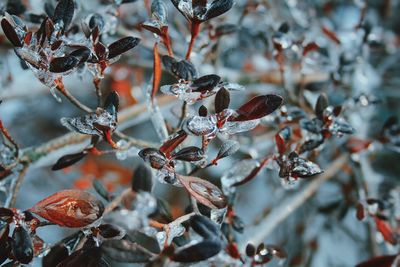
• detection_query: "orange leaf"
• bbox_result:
[152,42,162,101]
[29,190,104,228]
[375,217,397,245]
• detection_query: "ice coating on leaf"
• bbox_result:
[221,119,260,135]
[156,223,185,248]
[0,143,16,167]
[155,167,181,186]
[183,115,218,137]
[161,79,244,104]
[221,159,259,195]
[29,190,104,228]
[291,157,323,177]
[177,175,227,209]
[61,108,117,137]
[210,207,227,225]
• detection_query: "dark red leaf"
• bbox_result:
[275,133,286,155]
[191,74,221,93]
[215,88,230,113]
[11,226,33,264]
[52,151,87,171]
[52,0,75,30]
[108,37,140,59]
[230,94,283,122]
[1,18,22,47]
[104,91,119,121]
[198,105,208,117]
[49,55,80,73]
[0,208,14,223]
[70,47,91,64]
[356,203,365,221]
[172,239,222,262]
[132,164,153,192]
[29,190,104,228]
[204,0,234,21]
[245,243,256,257]
[98,224,125,240]
[315,93,328,120]
[138,148,167,170]
[42,244,69,267]
[94,42,108,60]
[171,146,204,162]
[356,255,398,267]
[162,56,198,80]
[159,130,188,157]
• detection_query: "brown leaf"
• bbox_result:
[29,190,104,228]
[177,174,227,209]
[1,18,22,47]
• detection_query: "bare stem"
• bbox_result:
[244,154,348,248]
[185,22,201,60]
[56,82,93,113]
[7,164,29,208]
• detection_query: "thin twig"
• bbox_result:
[56,81,93,113]
[7,164,29,208]
[20,95,175,164]
[104,188,134,215]
[244,154,348,248]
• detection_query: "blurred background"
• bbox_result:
[1,0,400,266]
